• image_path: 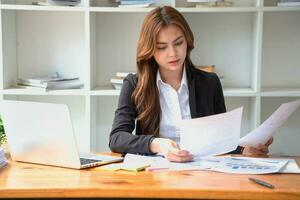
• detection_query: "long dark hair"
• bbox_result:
[133,6,195,136]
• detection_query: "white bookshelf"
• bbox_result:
[0,0,299,155]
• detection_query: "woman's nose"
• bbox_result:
[168,46,176,57]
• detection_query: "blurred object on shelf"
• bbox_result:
[118,0,154,7]
[196,65,215,73]
[277,0,300,7]
[33,0,81,6]
[17,72,83,91]
[195,65,224,83]
[48,0,81,6]
[111,71,136,90]
[116,72,135,79]
[187,0,234,7]
[110,78,123,90]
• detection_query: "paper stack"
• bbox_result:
[17,72,84,91]
[118,0,154,8]
[278,0,300,6]
[187,0,234,7]
[0,147,7,169]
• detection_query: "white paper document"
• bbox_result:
[227,156,300,174]
[115,154,299,174]
[239,99,300,147]
[214,157,288,174]
[179,107,243,158]
[117,154,200,172]
[187,156,297,174]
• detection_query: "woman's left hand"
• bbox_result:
[242,137,274,156]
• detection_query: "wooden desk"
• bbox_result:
[0,157,300,199]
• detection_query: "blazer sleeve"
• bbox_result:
[213,73,243,154]
[109,74,155,155]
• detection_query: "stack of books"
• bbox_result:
[118,0,154,7]
[17,72,84,91]
[32,0,81,6]
[110,71,135,90]
[0,147,7,169]
[187,0,233,7]
[277,0,300,6]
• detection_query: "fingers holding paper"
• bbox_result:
[242,137,273,156]
[150,138,193,162]
[166,149,193,163]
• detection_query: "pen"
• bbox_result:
[248,177,274,189]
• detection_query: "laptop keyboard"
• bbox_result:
[80,158,102,165]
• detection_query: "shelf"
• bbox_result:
[2,87,86,96]
[91,86,120,96]
[263,6,300,12]
[89,87,256,97]
[5,87,299,97]
[177,7,259,13]
[2,4,300,13]
[0,4,86,12]
[261,88,300,97]
[89,6,153,13]
[89,7,259,13]
[223,88,256,96]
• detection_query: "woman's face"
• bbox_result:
[153,25,187,75]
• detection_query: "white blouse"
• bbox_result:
[156,67,191,144]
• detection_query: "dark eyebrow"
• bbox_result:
[157,36,184,45]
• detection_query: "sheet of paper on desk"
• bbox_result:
[279,159,300,173]
[117,154,204,172]
[188,156,289,174]
[179,107,243,158]
[147,157,203,171]
[239,99,300,147]
[228,156,300,173]
[215,157,288,174]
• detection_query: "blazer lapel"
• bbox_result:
[186,63,209,118]
[186,63,197,118]
[188,79,197,118]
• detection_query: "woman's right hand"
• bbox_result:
[150,138,193,162]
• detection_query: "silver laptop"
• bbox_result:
[0,100,123,169]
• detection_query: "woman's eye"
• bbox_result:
[175,41,183,46]
[157,46,166,50]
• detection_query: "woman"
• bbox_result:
[109,6,272,162]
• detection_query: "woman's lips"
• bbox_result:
[168,59,180,65]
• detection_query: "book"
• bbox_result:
[118,3,152,7]
[43,79,83,90]
[17,72,78,84]
[278,0,300,2]
[277,2,300,6]
[116,72,135,78]
[194,1,233,7]
[17,79,83,90]
[120,0,154,5]
[17,72,83,90]
[32,0,81,6]
[187,0,217,2]
[119,0,154,7]
[110,78,123,90]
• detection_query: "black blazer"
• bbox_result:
[109,64,242,155]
